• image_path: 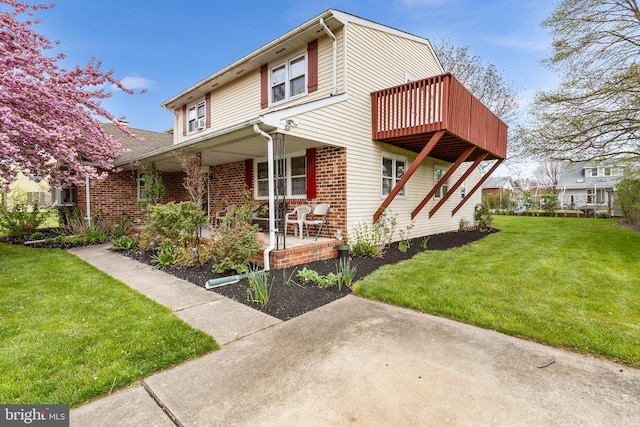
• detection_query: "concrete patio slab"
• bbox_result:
[144,295,640,426]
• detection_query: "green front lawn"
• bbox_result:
[0,243,218,407]
[354,216,640,366]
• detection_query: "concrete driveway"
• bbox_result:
[72,295,640,426]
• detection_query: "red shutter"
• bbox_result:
[307,39,318,93]
[260,64,269,109]
[205,92,211,128]
[306,148,317,199]
[182,105,187,136]
[245,159,254,191]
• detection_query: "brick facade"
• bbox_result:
[80,145,348,268]
[76,170,190,223]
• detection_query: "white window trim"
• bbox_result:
[137,171,149,202]
[270,52,308,106]
[254,152,307,200]
[51,187,75,207]
[434,166,449,200]
[381,152,408,199]
[187,100,206,134]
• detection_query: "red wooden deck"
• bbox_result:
[371,73,507,162]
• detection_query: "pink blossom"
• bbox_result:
[0,0,140,190]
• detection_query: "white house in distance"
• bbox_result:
[556,161,622,216]
[75,9,508,268]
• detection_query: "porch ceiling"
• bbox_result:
[130,125,322,173]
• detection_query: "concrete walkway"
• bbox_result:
[68,244,640,426]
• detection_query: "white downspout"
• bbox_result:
[253,124,275,271]
[320,17,337,96]
[85,176,91,227]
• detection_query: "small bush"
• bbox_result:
[474,202,493,231]
[297,267,340,289]
[210,221,261,273]
[144,201,206,245]
[0,203,46,237]
[348,210,397,258]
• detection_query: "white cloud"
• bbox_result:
[112,74,155,92]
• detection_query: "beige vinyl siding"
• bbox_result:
[342,22,463,239]
[173,30,344,145]
[279,21,474,239]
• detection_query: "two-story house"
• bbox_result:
[556,161,622,216]
[74,9,507,268]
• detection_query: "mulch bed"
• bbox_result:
[122,228,497,321]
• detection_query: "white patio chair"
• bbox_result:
[215,205,235,225]
[285,205,311,238]
[303,204,330,240]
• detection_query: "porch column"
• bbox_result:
[429,151,488,218]
[452,159,504,216]
[373,130,444,222]
[412,145,475,219]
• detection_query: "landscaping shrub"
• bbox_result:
[0,202,46,237]
[144,201,206,245]
[209,221,261,273]
[617,166,640,224]
[541,193,559,215]
[348,210,397,258]
[474,201,493,230]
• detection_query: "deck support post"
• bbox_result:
[412,145,475,219]
[428,151,488,218]
[452,158,504,216]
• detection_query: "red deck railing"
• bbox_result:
[371,73,507,160]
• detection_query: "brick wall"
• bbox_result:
[208,161,248,218]
[76,170,145,222]
[77,170,190,223]
[250,239,340,269]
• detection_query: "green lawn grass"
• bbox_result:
[0,243,218,407]
[354,216,640,366]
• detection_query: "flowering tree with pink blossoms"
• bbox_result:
[0,0,139,191]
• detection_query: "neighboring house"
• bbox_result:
[2,171,51,210]
[481,176,515,199]
[556,161,622,216]
[74,9,507,268]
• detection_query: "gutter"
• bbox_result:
[252,124,276,271]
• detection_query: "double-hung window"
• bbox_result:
[270,54,307,105]
[434,167,449,199]
[381,154,407,197]
[187,101,206,133]
[256,154,307,199]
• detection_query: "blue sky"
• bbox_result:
[30,0,558,133]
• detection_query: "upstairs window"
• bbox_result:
[270,54,307,105]
[381,154,407,198]
[187,101,206,133]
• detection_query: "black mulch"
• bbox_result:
[122,228,497,321]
